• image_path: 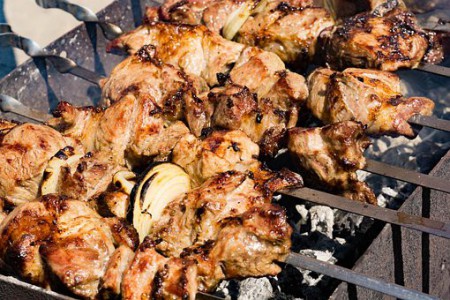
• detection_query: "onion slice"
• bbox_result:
[131,163,191,242]
[223,2,254,40]
[40,147,83,195]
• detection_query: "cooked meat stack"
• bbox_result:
[0,0,443,298]
[141,0,443,70]
[109,29,308,155]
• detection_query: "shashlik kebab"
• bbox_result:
[0,40,437,201]
[0,119,445,299]
[2,24,447,137]
[108,21,435,139]
[142,0,445,72]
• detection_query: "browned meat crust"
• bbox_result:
[317,8,443,71]
[121,169,298,298]
[0,124,72,205]
[306,67,434,137]
[288,121,376,204]
[0,195,138,299]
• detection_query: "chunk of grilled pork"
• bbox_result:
[0,123,75,206]
[0,194,138,299]
[145,0,333,66]
[47,95,191,167]
[172,130,261,186]
[288,121,376,204]
[147,170,302,257]
[122,171,297,299]
[317,7,443,70]
[108,22,244,86]
[307,67,434,137]
[108,23,308,155]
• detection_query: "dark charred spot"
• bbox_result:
[84,152,93,158]
[256,112,263,123]
[388,95,404,106]
[231,142,240,152]
[216,73,230,86]
[136,45,162,66]
[201,127,214,138]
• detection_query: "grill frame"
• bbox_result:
[0,0,449,299]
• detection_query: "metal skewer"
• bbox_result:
[282,187,450,239]
[285,253,438,300]
[0,94,51,122]
[365,159,450,193]
[417,63,450,78]
[35,0,123,40]
[409,114,450,132]
[0,31,105,85]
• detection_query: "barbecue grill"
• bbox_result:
[0,0,449,299]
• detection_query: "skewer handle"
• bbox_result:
[365,159,450,194]
[0,94,51,123]
[285,253,438,300]
[0,32,104,85]
[35,0,123,40]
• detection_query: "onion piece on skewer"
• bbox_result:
[131,163,191,242]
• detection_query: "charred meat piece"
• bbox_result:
[99,244,135,299]
[0,194,138,299]
[48,93,190,167]
[100,44,212,137]
[109,23,308,155]
[307,67,434,137]
[145,0,332,66]
[0,123,73,205]
[123,167,295,298]
[108,23,244,86]
[183,203,292,291]
[317,8,442,71]
[148,170,302,257]
[122,239,198,300]
[172,130,260,186]
[288,121,376,204]
[235,1,334,66]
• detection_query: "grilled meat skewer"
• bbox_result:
[142,0,444,71]
[307,67,435,137]
[108,22,436,138]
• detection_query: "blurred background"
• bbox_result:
[0,0,114,77]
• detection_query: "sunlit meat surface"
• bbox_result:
[108,22,308,155]
[288,121,376,204]
[122,169,300,299]
[145,0,333,66]
[306,67,434,137]
[317,8,443,71]
[0,123,72,205]
[0,194,138,299]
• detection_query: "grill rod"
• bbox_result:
[2,95,450,239]
[365,159,450,193]
[34,0,123,40]
[285,253,438,300]
[282,187,450,239]
[196,251,439,300]
[1,92,449,196]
